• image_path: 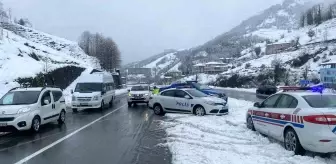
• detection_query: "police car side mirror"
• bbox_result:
[254,102,261,108]
[184,95,192,99]
[127,89,130,92]
[70,89,74,94]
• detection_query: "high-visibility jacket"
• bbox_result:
[152,89,160,95]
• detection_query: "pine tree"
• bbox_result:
[300,14,305,27]
[307,9,314,25]
[315,5,322,25]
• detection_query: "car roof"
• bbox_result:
[280,91,336,97]
[12,87,62,92]
[14,87,43,91]
[162,88,196,91]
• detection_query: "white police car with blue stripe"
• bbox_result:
[246,85,336,155]
[149,88,228,116]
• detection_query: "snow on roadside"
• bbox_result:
[214,87,257,93]
[161,98,336,164]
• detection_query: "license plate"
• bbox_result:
[0,123,7,127]
[80,103,88,106]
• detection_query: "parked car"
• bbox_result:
[159,81,228,102]
[149,88,228,116]
[256,85,277,96]
[71,72,116,113]
[127,84,151,106]
[0,86,66,132]
[246,86,336,155]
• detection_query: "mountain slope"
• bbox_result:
[0,23,100,96]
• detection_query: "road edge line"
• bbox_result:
[14,104,126,164]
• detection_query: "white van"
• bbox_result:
[71,72,116,113]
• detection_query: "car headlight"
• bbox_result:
[17,107,32,114]
[93,95,99,101]
[204,101,216,106]
[72,96,76,101]
[144,94,149,96]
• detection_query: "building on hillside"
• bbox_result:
[204,62,229,74]
[320,61,336,88]
[220,58,234,63]
[193,62,229,74]
[192,63,205,74]
[265,42,294,55]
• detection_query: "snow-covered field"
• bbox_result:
[161,98,336,164]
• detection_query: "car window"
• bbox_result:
[175,90,188,98]
[0,91,41,105]
[262,94,281,108]
[161,90,175,97]
[289,98,298,108]
[52,91,63,102]
[302,95,336,108]
[41,91,52,106]
[275,95,297,108]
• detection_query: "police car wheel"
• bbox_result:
[195,106,205,116]
[154,105,164,116]
[246,116,255,131]
[284,128,305,155]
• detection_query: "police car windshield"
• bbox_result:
[303,95,336,108]
[192,83,211,90]
[185,89,208,98]
[0,91,40,105]
[131,86,149,91]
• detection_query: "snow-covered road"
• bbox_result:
[161,98,336,164]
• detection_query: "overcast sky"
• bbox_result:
[3,0,283,64]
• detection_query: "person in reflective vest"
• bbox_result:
[152,86,160,95]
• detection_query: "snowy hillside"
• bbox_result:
[223,17,336,83]
[0,23,100,96]
[143,52,180,75]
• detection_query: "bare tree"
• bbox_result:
[7,8,11,22]
[323,28,329,44]
[78,31,121,71]
[302,64,310,80]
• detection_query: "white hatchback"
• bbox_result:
[246,86,336,155]
[149,88,228,116]
[0,87,66,133]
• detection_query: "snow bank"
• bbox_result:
[162,98,336,164]
[215,87,257,93]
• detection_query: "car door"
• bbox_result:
[160,90,177,111]
[253,94,282,135]
[268,94,298,140]
[40,90,54,124]
[173,90,192,113]
[52,90,64,117]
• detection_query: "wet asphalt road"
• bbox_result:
[0,94,171,164]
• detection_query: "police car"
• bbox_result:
[246,85,336,155]
[149,88,228,116]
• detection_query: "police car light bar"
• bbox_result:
[280,84,324,93]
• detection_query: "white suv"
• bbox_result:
[127,84,151,106]
[0,86,66,133]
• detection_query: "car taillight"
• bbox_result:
[303,115,336,125]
